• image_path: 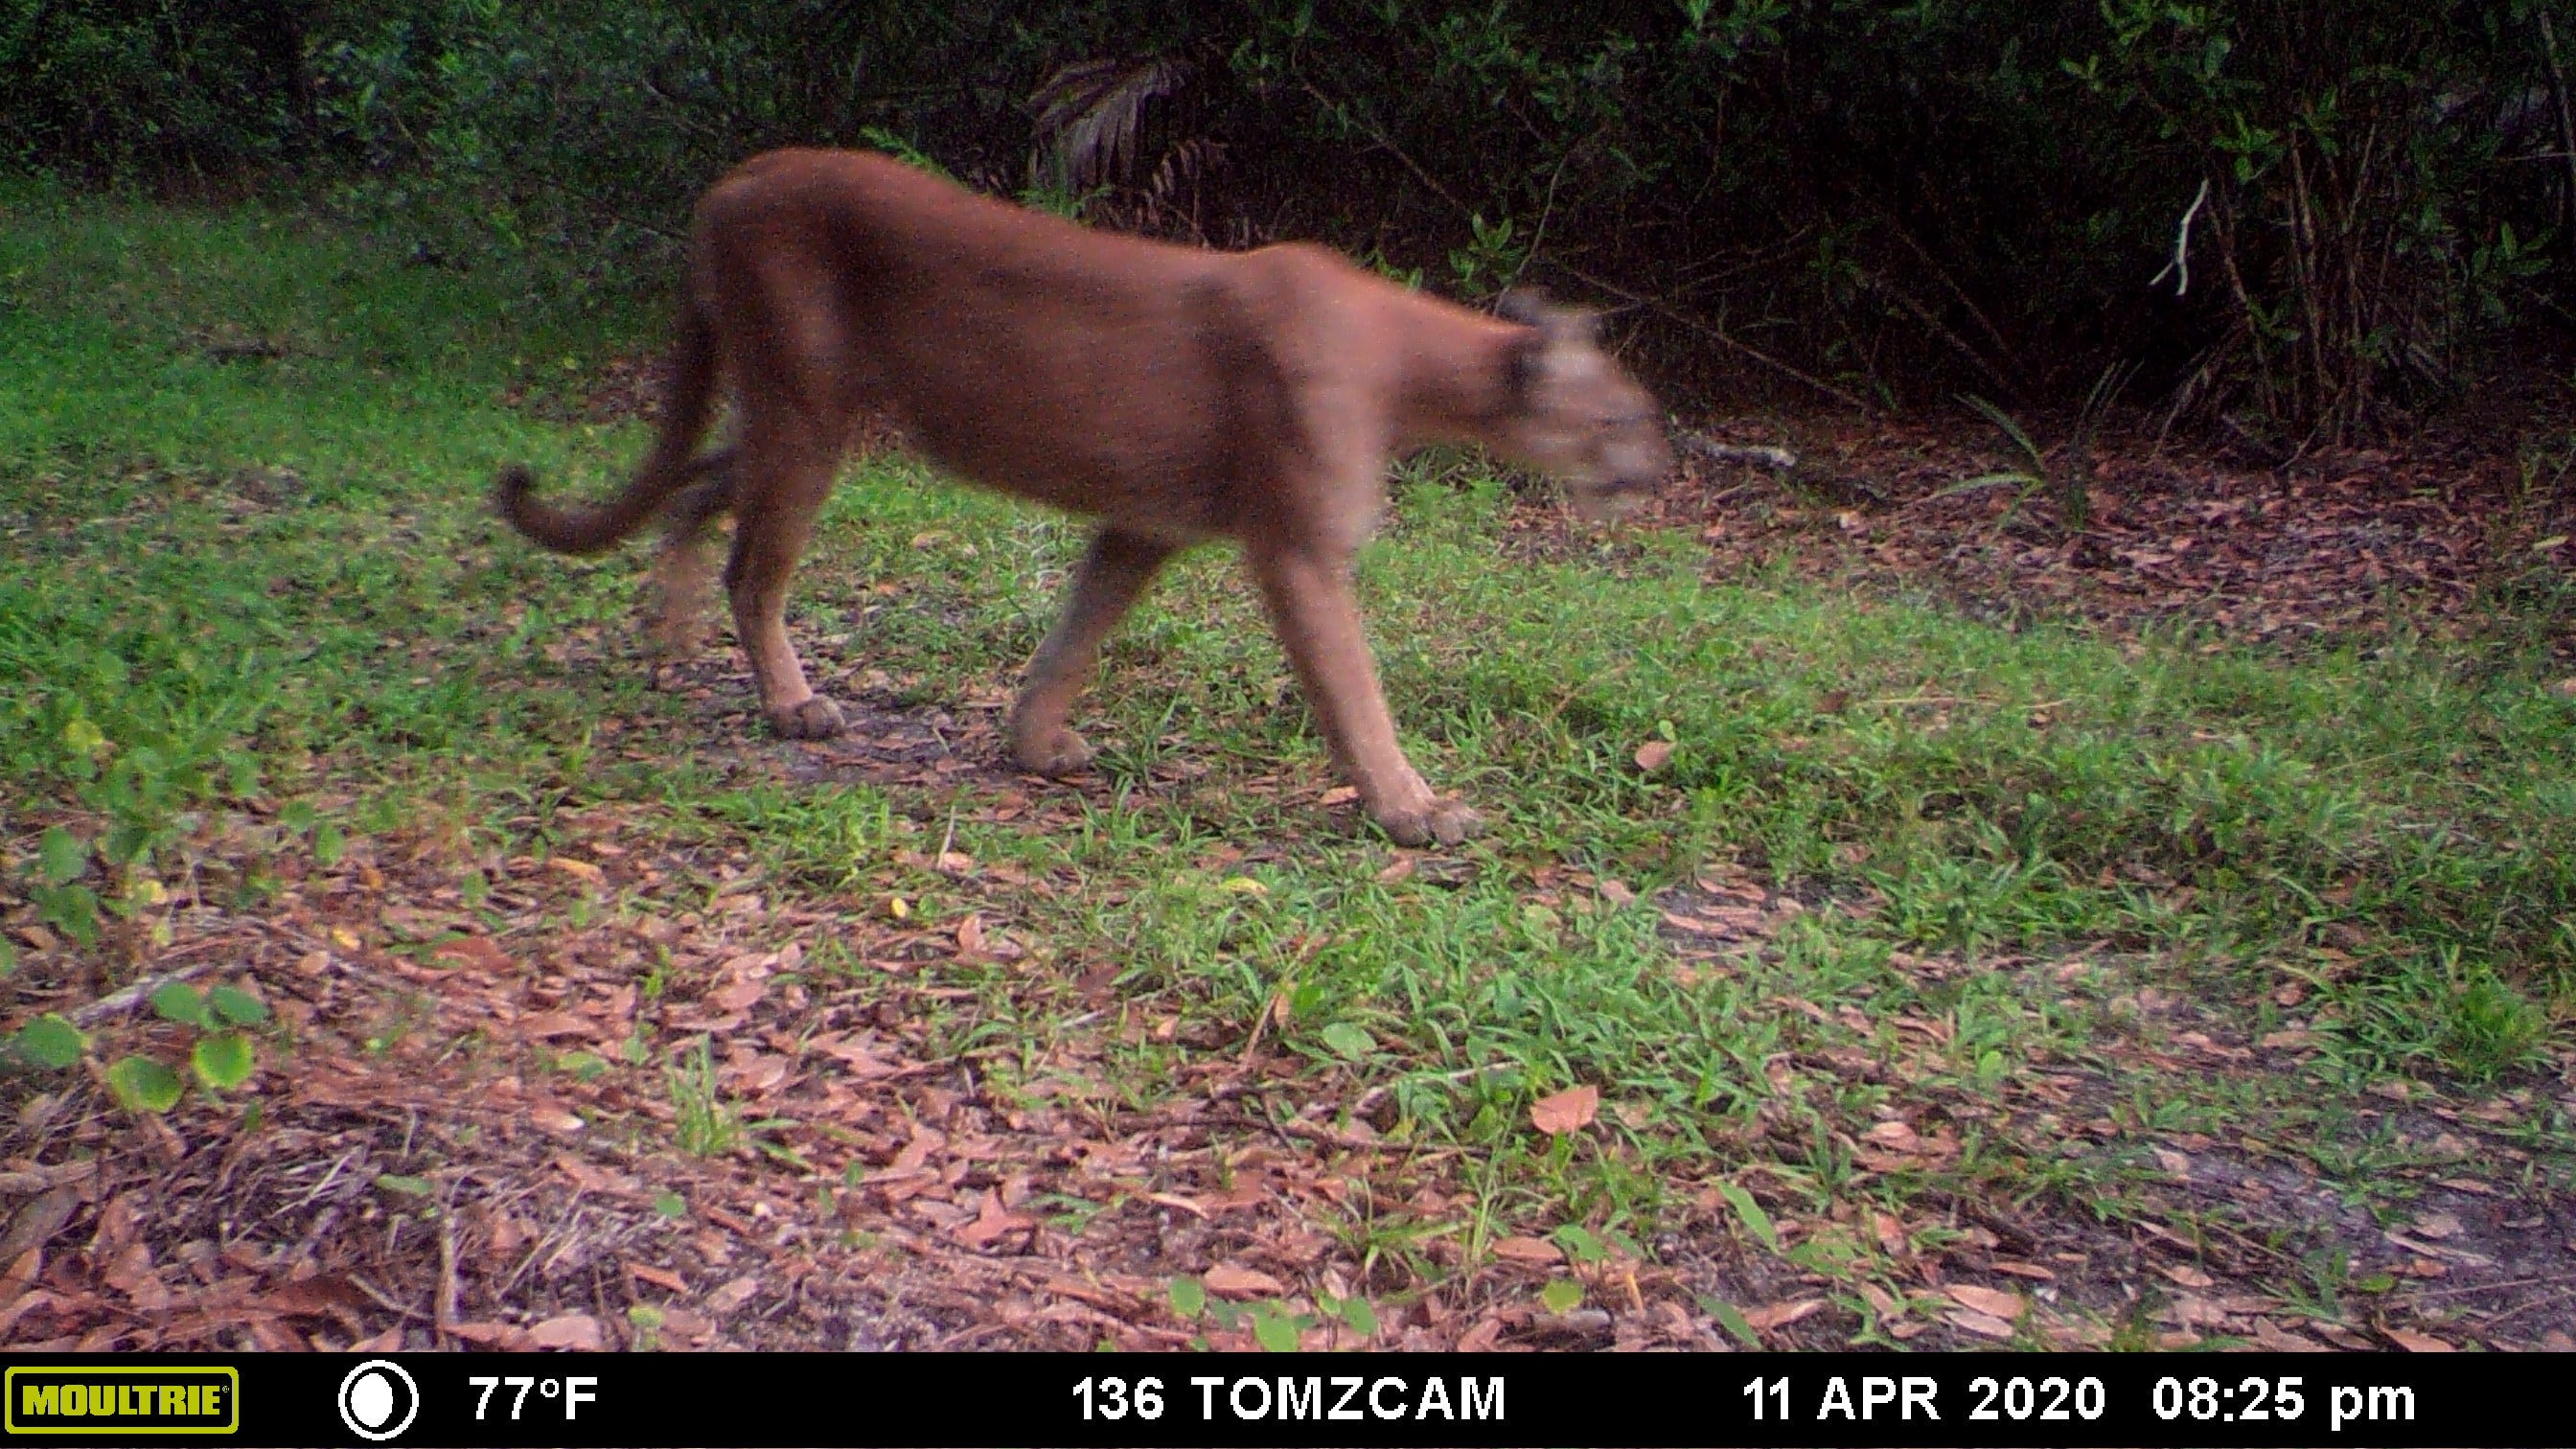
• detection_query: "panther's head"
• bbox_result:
[1492,291,1673,519]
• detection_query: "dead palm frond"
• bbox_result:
[1029,56,1193,193]
[1148,136,1225,205]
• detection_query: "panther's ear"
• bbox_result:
[1503,292,1603,399]
[1496,288,1554,328]
[1499,288,1601,347]
[1549,306,1602,346]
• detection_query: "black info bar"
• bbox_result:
[0,1352,2524,1446]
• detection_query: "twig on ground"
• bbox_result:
[346,1273,435,1323]
[71,960,229,1026]
[435,1211,463,1333]
[1678,436,1798,472]
[0,1161,99,1196]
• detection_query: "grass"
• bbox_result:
[3,178,2571,1346]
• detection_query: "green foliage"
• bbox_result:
[191,1031,257,1091]
[151,980,214,1028]
[104,1055,183,1113]
[208,984,273,1026]
[9,3,2567,434]
[0,0,320,174]
[669,1035,742,1157]
[1317,1021,1375,1060]
[11,1014,86,1070]
[119,983,270,1108]
[0,195,2565,1331]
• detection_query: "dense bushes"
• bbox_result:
[8,1,2571,439]
[1,0,321,174]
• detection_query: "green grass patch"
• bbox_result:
[3,183,2570,1315]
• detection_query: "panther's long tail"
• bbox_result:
[494,292,724,555]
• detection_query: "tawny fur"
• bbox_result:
[495,148,1670,846]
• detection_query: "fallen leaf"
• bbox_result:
[705,1276,761,1313]
[1739,1298,1825,1331]
[707,978,766,1013]
[887,1128,945,1175]
[430,936,510,972]
[553,1156,638,1196]
[2383,1326,2454,1352]
[1945,1307,2016,1340]
[955,1190,1036,1249]
[1947,1284,2023,1319]
[1490,1236,1563,1266]
[1869,1210,1907,1254]
[444,1321,530,1347]
[1530,1086,1599,1136]
[514,1012,590,1041]
[1862,1119,1922,1152]
[263,1275,369,1317]
[1660,908,1750,937]
[2159,1263,2216,1289]
[0,1186,82,1262]
[547,857,605,884]
[2409,1210,2462,1240]
[528,1313,603,1349]
[627,1262,689,1294]
[1633,739,1674,771]
[721,1053,791,1093]
[2250,1317,2325,1353]
[1202,1263,1287,1299]
[2160,1295,2230,1328]
[813,1034,899,1077]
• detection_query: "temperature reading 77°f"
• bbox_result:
[470,1375,601,1421]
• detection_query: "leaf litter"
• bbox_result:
[6,412,2573,1353]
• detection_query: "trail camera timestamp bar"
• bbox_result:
[0,1352,2518,1446]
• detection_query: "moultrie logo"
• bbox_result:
[5,1367,240,1435]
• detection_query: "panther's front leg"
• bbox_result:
[1244,540,1483,847]
[1008,527,1178,774]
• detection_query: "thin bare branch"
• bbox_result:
[1550,260,1874,413]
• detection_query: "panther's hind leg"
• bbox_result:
[646,448,737,660]
[724,427,845,740]
[1009,526,1179,775]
